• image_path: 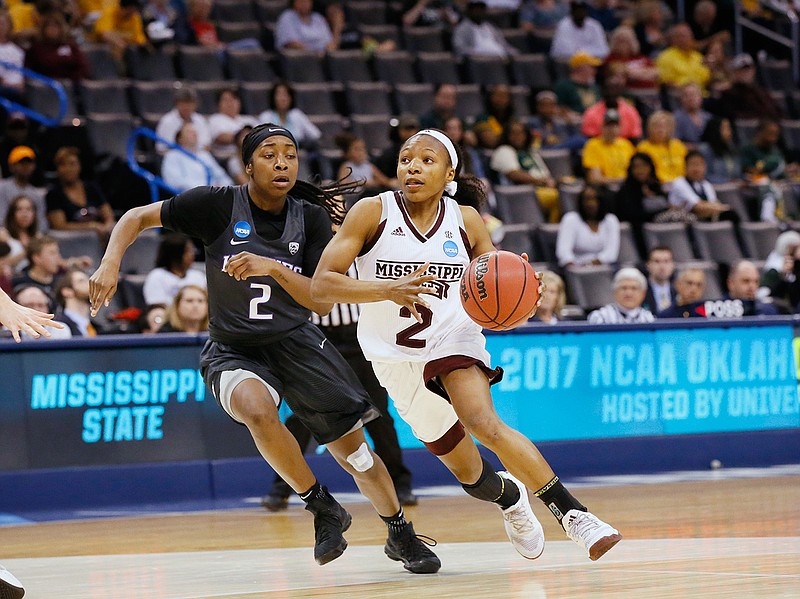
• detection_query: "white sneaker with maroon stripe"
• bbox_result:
[497,472,545,559]
[562,509,622,561]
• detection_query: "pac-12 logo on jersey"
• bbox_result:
[443,240,458,257]
[234,221,251,238]
[289,242,299,255]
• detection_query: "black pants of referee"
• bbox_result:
[268,324,413,497]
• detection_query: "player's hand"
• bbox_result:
[1,303,62,342]
[526,270,545,319]
[224,251,275,280]
[385,262,437,322]
[89,262,120,317]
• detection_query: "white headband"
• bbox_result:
[414,129,459,196]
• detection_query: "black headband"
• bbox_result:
[241,124,298,165]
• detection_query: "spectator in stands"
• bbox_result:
[700,117,742,183]
[0,194,40,273]
[473,120,501,152]
[11,284,71,338]
[718,53,783,121]
[475,84,516,140]
[655,24,710,92]
[54,267,102,336]
[581,67,642,140]
[554,51,602,120]
[419,83,458,130]
[227,124,253,185]
[275,0,335,53]
[324,1,396,54]
[528,270,566,324]
[136,302,166,334]
[8,0,51,47]
[760,230,800,312]
[0,146,46,231]
[673,83,710,146]
[443,114,488,180]
[643,246,676,314]
[93,0,150,59]
[142,0,182,46]
[12,234,61,302]
[452,1,518,58]
[582,109,635,187]
[588,0,619,32]
[741,119,798,223]
[400,0,461,28]
[157,284,208,333]
[587,267,655,324]
[556,184,619,266]
[376,113,420,180]
[668,150,732,222]
[335,131,395,193]
[258,81,321,150]
[613,152,668,255]
[636,111,688,184]
[603,25,658,90]
[550,0,609,60]
[689,0,730,53]
[726,259,779,315]
[208,87,258,160]
[162,123,233,192]
[46,147,115,236]
[632,0,668,58]
[143,233,206,306]
[25,11,89,81]
[490,119,560,222]
[155,86,212,154]
[703,38,732,96]
[519,0,568,38]
[528,90,580,150]
[657,266,707,318]
[183,0,220,48]
[0,10,25,101]
[0,113,40,180]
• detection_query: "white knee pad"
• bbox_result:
[346,442,374,472]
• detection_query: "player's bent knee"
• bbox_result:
[345,442,374,472]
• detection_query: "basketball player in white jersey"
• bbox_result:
[312,129,622,561]
[0,286,63,598]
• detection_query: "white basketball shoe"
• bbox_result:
[0,564,25,599]
[497,471,545,559]
[562,509,622,561]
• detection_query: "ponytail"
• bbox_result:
[290,176,364,226]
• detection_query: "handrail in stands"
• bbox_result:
[127,127,212,204]
[0,61,67,127]
[734,0,800,83]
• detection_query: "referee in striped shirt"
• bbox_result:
[262,266,417,509]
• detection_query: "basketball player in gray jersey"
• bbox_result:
[89,124,440,574]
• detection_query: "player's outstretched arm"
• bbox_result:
[0,288,63,342]
[89,203,164,316]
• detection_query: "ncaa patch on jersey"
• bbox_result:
[443,240,458,257]
[234,221,251,238]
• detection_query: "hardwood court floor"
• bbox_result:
[1,471,798,598]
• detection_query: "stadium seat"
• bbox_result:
[780,119,800,152]
[738,221,781,260]
[690,221,743,265]
[79,80,131,116]
[734,118,759,143]
[50,230,104,267]
[346,0,389,25]
[308,114,347,150]
[118,273,148,310]
[254,0,286,24]
[226,47,276,83]
[563,264,615,310]
[125,46,177,81]
[758,58,793,92]
[510,54,551,90]
[214,0,256,22]
[402,26,447,53]
[239,82,273,115]
[350,114,392,154]
[85,114,135,160]
[509,85,531,117]
[393,83,434,115]
[501,28,530,53]
[119,229,162,274]
[177,46,226,81]
[643,222,696,262]
[499,223,536,257]
[712,182,752,222]
[494,185,545,226]
[192,82,233,114]
[292,82,341,116]
[373,51,417,85]
[84,43,120,79]
[280,50,327,83]
[539,148,572,179]
[130,81,178,117]
[327,49,373,83]
[217,22,262,44]
[463,55,510,86]
[416,52,461,85]
[618,222,642,266]
[534,223,560,263]
[25,79,79,123]
[454,84,484,120]
[345,81,392,115]
[360,24,402,48]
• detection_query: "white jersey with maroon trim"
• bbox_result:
[356,190,485,363]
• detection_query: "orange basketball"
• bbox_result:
[459,250,540,331]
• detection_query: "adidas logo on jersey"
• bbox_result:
[391,227,405,237]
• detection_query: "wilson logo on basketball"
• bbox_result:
[474,254,489,300]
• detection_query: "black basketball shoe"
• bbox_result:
[0,565,24,599]
[304,496,353,565]
[384,522,441,574]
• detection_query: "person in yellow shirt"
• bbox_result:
[636,111,687,184]
[8,0,43,44]
[655,24,710,91]
[582,109,635,186]
[93,0,148,57]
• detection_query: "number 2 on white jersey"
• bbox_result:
[249,283,273,320]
